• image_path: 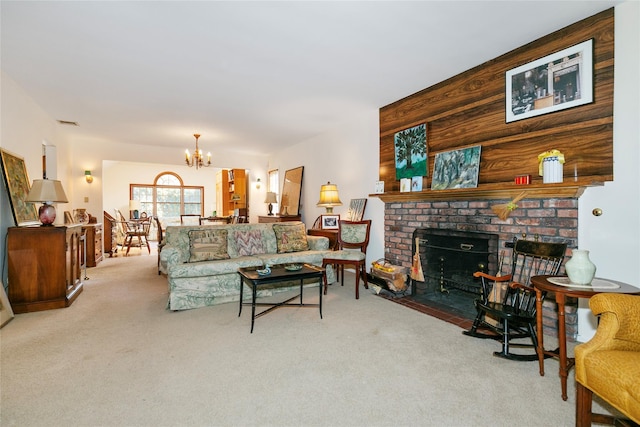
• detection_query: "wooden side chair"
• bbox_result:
[124,216,152,256]
[463,237,567,361]
[322,220,372,299]
[180,214,201,225]
[155,217,164,274]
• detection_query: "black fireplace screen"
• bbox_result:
[412,228,499,294]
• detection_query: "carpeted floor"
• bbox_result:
[0,248,615,426]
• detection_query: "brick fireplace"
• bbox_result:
[383,197,579,341]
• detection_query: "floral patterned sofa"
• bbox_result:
[160,221,335,310]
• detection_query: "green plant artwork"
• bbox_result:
[394,124,427,180]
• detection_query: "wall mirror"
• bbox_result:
[280,166,304,216]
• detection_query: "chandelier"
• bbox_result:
[185,133,211,169]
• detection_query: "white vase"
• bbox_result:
[565,249,596,285]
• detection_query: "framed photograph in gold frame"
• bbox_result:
[0,149,39,226]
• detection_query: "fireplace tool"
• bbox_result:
[438,256,449,294]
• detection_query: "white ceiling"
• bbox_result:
[1,1,620,156]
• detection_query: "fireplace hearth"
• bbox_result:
[408,228,499,320]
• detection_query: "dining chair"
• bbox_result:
[155,217,164,274]
[124,216,152,256]
[322,219,372,299]
[180,214,201,225]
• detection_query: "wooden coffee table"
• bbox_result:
[238,264,325,333]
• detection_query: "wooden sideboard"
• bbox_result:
[258,215,301,223]
[83,223,103,267]
[7,225,84,313]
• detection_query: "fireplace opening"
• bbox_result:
[408,228,499,320]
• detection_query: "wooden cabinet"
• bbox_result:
[7,225,83,313]
[216,169,247,216]
[83,223,103,267]
[258,215,301,223]
[103,211,118,257]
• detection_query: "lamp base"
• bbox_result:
[38,203,56,226]
[267,203,274,216]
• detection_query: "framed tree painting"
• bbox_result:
[394,124,427,180]
[0,149,39,226]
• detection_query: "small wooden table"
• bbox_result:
[238,264,325,333]
[532,275,640,400]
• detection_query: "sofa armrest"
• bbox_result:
[575,293,640,382]
[307,235,329,251]
[160,246,183,266]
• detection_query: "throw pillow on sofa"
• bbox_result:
[234,229,265,256]
[273,223,309,253]
[188,229,230,262]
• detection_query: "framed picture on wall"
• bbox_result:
[394,123,427,179]
[506,39,593,123]
[0,149,40,226]
[321,214,340,230]
[431,146,481,190]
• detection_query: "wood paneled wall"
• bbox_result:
[379,8,614,193]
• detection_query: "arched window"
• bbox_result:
[131,172,203,226]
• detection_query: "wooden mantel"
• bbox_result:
[371,181,604,203]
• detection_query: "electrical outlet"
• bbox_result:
[84,196,89,203]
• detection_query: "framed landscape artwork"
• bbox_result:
[394,123,427,179]
[431,146,482,190]
[506,39,593,123]
[0,149,39,226]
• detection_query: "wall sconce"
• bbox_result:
[85,170,94,184]
[255,178,261,190]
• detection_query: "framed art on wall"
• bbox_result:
[394,123,427,179]
[431,146,481,190]
[506,39,593,123]
[0,149,39,226]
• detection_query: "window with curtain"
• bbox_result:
[131,172,204,227]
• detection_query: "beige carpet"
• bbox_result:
[0,249,612,426]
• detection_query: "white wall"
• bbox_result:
[65,136,270,225]
[268,109,386,266]
[101,160,223,223]
[575,1,640,341]
[0,71,72,286]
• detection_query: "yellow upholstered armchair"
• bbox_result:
[575,293,640,426]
